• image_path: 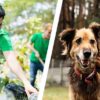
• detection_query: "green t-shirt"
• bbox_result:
[30,32,49,62]
[0,29,13,51]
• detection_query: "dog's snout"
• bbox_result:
[83,49,91,59]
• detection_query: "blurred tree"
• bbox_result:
[3,0,56,31]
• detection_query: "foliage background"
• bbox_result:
[0,0,57,89]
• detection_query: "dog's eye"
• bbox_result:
[76,38,82,45]
[90,39,95,44]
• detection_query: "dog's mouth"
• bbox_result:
[76,55,90,68]
[82,59,90,67]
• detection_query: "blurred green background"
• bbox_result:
[0,0,57,91]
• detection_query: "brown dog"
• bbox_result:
[60,23,100,100]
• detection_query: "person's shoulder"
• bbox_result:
[0,29,9,35]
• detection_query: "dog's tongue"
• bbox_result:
[83,60,89,66]
[84,60,88,63]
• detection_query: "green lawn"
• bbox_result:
[43,86,69,100]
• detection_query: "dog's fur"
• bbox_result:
[60,22,100,100]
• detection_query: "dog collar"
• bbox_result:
[74,65,96,84]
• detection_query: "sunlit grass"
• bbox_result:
[43,86,69,100]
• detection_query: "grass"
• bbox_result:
[43,86,69,100]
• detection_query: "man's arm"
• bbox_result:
[28,42,44,66]
[0,33,38,96]
[3,51,38,96]
[27,42,40,58]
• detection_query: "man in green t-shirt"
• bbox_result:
[28,23,52,86]
[0,5,37,96]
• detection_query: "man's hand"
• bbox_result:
[27,42,40,58]
[35,51,40,58]
[24,81,38,97]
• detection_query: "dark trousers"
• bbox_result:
[30,61,44,86]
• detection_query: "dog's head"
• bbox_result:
[60,23,100,68]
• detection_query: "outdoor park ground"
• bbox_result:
[43,86,69,100]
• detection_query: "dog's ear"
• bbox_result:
[59,28,75,55]
[89,22,100,39]
[59,28,75,42]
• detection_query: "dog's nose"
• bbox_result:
[83,49,91,59]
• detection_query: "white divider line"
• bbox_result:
[37,0,63,100]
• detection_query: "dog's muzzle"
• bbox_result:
[83,49,91,59]
[76,49,93,68]
[82,49,92,67]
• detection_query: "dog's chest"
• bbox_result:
[69,68,100,100]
